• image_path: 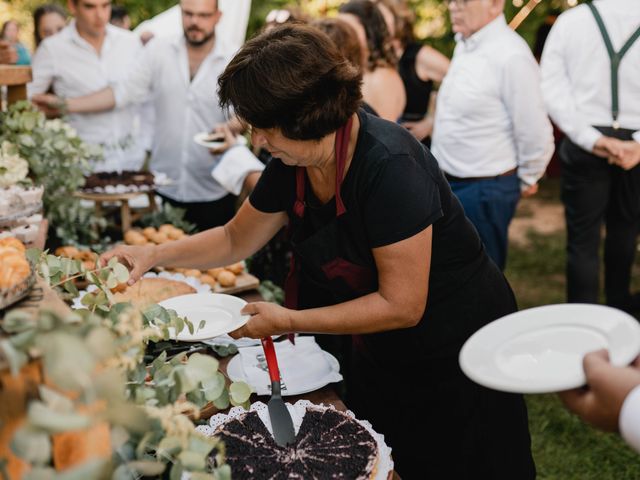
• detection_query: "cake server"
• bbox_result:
[261,336,296,446]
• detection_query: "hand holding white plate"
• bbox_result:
[459,304,640,394]
[158,293,249,342]
[194,131,226,149]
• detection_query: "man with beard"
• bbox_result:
[29,0,146,172]
[33,0,264,230]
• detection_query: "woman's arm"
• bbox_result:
[100,200,288,284]
[415,45,450,84]
[233,226,432,338]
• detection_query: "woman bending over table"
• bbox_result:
[101,23,534,479]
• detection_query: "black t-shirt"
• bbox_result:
[250,110,486,310]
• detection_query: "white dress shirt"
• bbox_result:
[29,22,146,172]
[431,15,554,188]
[540,0,640,152]
[113,35,263,202]
[620,385,640,454]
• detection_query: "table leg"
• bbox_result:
[121,201,132,233]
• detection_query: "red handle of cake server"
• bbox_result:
[261,336,280,384]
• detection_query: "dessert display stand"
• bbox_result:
[74,190,157,235]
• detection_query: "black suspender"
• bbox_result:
[587,2,640,129]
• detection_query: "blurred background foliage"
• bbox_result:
[3,0,586,56]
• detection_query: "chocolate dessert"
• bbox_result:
[211,407,378,479]
[83,171,155,193]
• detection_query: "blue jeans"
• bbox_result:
[448,174,520,270]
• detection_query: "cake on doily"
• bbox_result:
[210,406,380,479]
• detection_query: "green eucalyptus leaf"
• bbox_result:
[106,403,152,434]
[9,329,37,349]
[1,309,35,333]
[227,344,238,355]
[213,464,232,480]
[173,366,197,394]
[112,464,137,480]
[187,435,217,455]
[156,435,183,461]
[38,385,74,413]
[10,426,52,465]
[63,280,79,296]
[212,389,229,410]
[0,339,28,376]
[113,263,130,283]
[85,327,116,361]
[169,461,184,480]
[126,461,166,476]
[198,320,206,332]
[28,402,92,433]
[229,382,252,405]
[186,388,206,407]
[106,273,118,289]
[202,372,225,402]
[186,353,219,384]
[108,256,119,268]
[56,459,109,480]
[23,467,56,480]
[25,248,42,265]
[80,292,96,307]
[37,332,95,391]
[177,450,206,471]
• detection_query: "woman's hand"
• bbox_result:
[558,349,640,432]
[99,244,157,286]
[229,302,294,339]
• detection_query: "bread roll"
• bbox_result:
[217,270,236,287]
[225,262,244,275]
[0,237,26,253]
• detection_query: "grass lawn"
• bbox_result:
[505,178,640,479]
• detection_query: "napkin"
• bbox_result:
[238,336,342,395]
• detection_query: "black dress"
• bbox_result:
[398,42,434,124]
[250,110,535,479]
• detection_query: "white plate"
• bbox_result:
[158,293,249,342]
[193,132,225,149]
[227,349,342,396]
[459,304,640,394]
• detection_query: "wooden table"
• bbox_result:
[74,190,156,234]
[0,66,31,107]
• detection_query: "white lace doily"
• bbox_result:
[196,400,393,480]
[71,271,211,310]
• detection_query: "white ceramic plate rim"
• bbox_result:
[227,350,341,396]
[193,132,225,149]
[459,303,640,394]
[158,293,249,342]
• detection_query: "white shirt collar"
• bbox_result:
[66,20,117,52]
[168,33,229,61]
[457,14,508,51]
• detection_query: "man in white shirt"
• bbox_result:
[28,0,146,173]
[540,0,640,311]
[33,0,264,231]
[559,349,640,455]
[431,0,554,270]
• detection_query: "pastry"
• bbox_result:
[82,171,155,193]
[225,262,244,275]
[199,274,216,288]
[142,227,157,240]
[211,407,379,480]
[166,228,185,240]
[206,268,224,279]
[217,270,236,287]
[112,278,196,309]
[183,269,202,278]
[0,237,26,253]
[124,230,147,246]
[55,246,80,258]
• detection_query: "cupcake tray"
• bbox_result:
[0,202,43,226]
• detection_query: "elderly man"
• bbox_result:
[431,0,554,270]
[29,0,146,172]
[33,0,263,231]
[540,0,640,311]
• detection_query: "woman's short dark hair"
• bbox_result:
[312,18,364,73]
[339,0,397,70]
[218,24,362,141]
[33,4,67,46]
